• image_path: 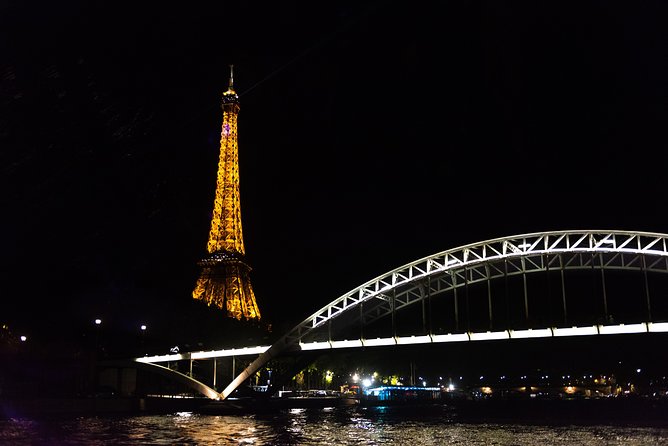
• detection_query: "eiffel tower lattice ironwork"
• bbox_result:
[192,66,261,321]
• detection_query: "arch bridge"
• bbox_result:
[141,230,668,400]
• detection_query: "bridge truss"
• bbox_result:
[215,230,668,399]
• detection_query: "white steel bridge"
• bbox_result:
[135,230,668,400]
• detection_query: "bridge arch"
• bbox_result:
[220,230,668,399]
[100,359,221,399]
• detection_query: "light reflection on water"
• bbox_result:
[2,406,668,445]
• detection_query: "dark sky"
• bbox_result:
[2,1,667,346]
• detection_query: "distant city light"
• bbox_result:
[141,324,147,331]
[20,335,27,342]
[95,319,102,325]
[362,378,372,387]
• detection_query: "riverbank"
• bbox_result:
[197,394,668,425]
[3,394,668,426]
[448,396,668,426]
[0,396,209,418]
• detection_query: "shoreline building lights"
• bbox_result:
[192,65,261,321]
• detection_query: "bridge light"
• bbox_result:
[518,243,531,249]
[300,340,328,351]
[432,333,469,343]
[397,335,431,345]
[509,328,552,339]
[470,331,509,341]
[648,322,668,333]
[363,337,397,347]
[599,323,646,335]
[331,339,363,348]
[553,326,598,337]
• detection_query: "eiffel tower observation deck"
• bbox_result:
[192,66,261,321]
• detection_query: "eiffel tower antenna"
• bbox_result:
[228,64,234,90]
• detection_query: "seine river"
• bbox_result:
[2,404,668,445]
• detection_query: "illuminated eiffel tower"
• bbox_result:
[192,66,261,321]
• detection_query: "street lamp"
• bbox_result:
[140,324,147,355]
[94,318,102,354]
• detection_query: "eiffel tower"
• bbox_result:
[192,66,261,321]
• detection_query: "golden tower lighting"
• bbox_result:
[192,66,261,321]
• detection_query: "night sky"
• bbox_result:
[2,1,668,351]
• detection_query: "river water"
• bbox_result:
[2,404,668,445]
